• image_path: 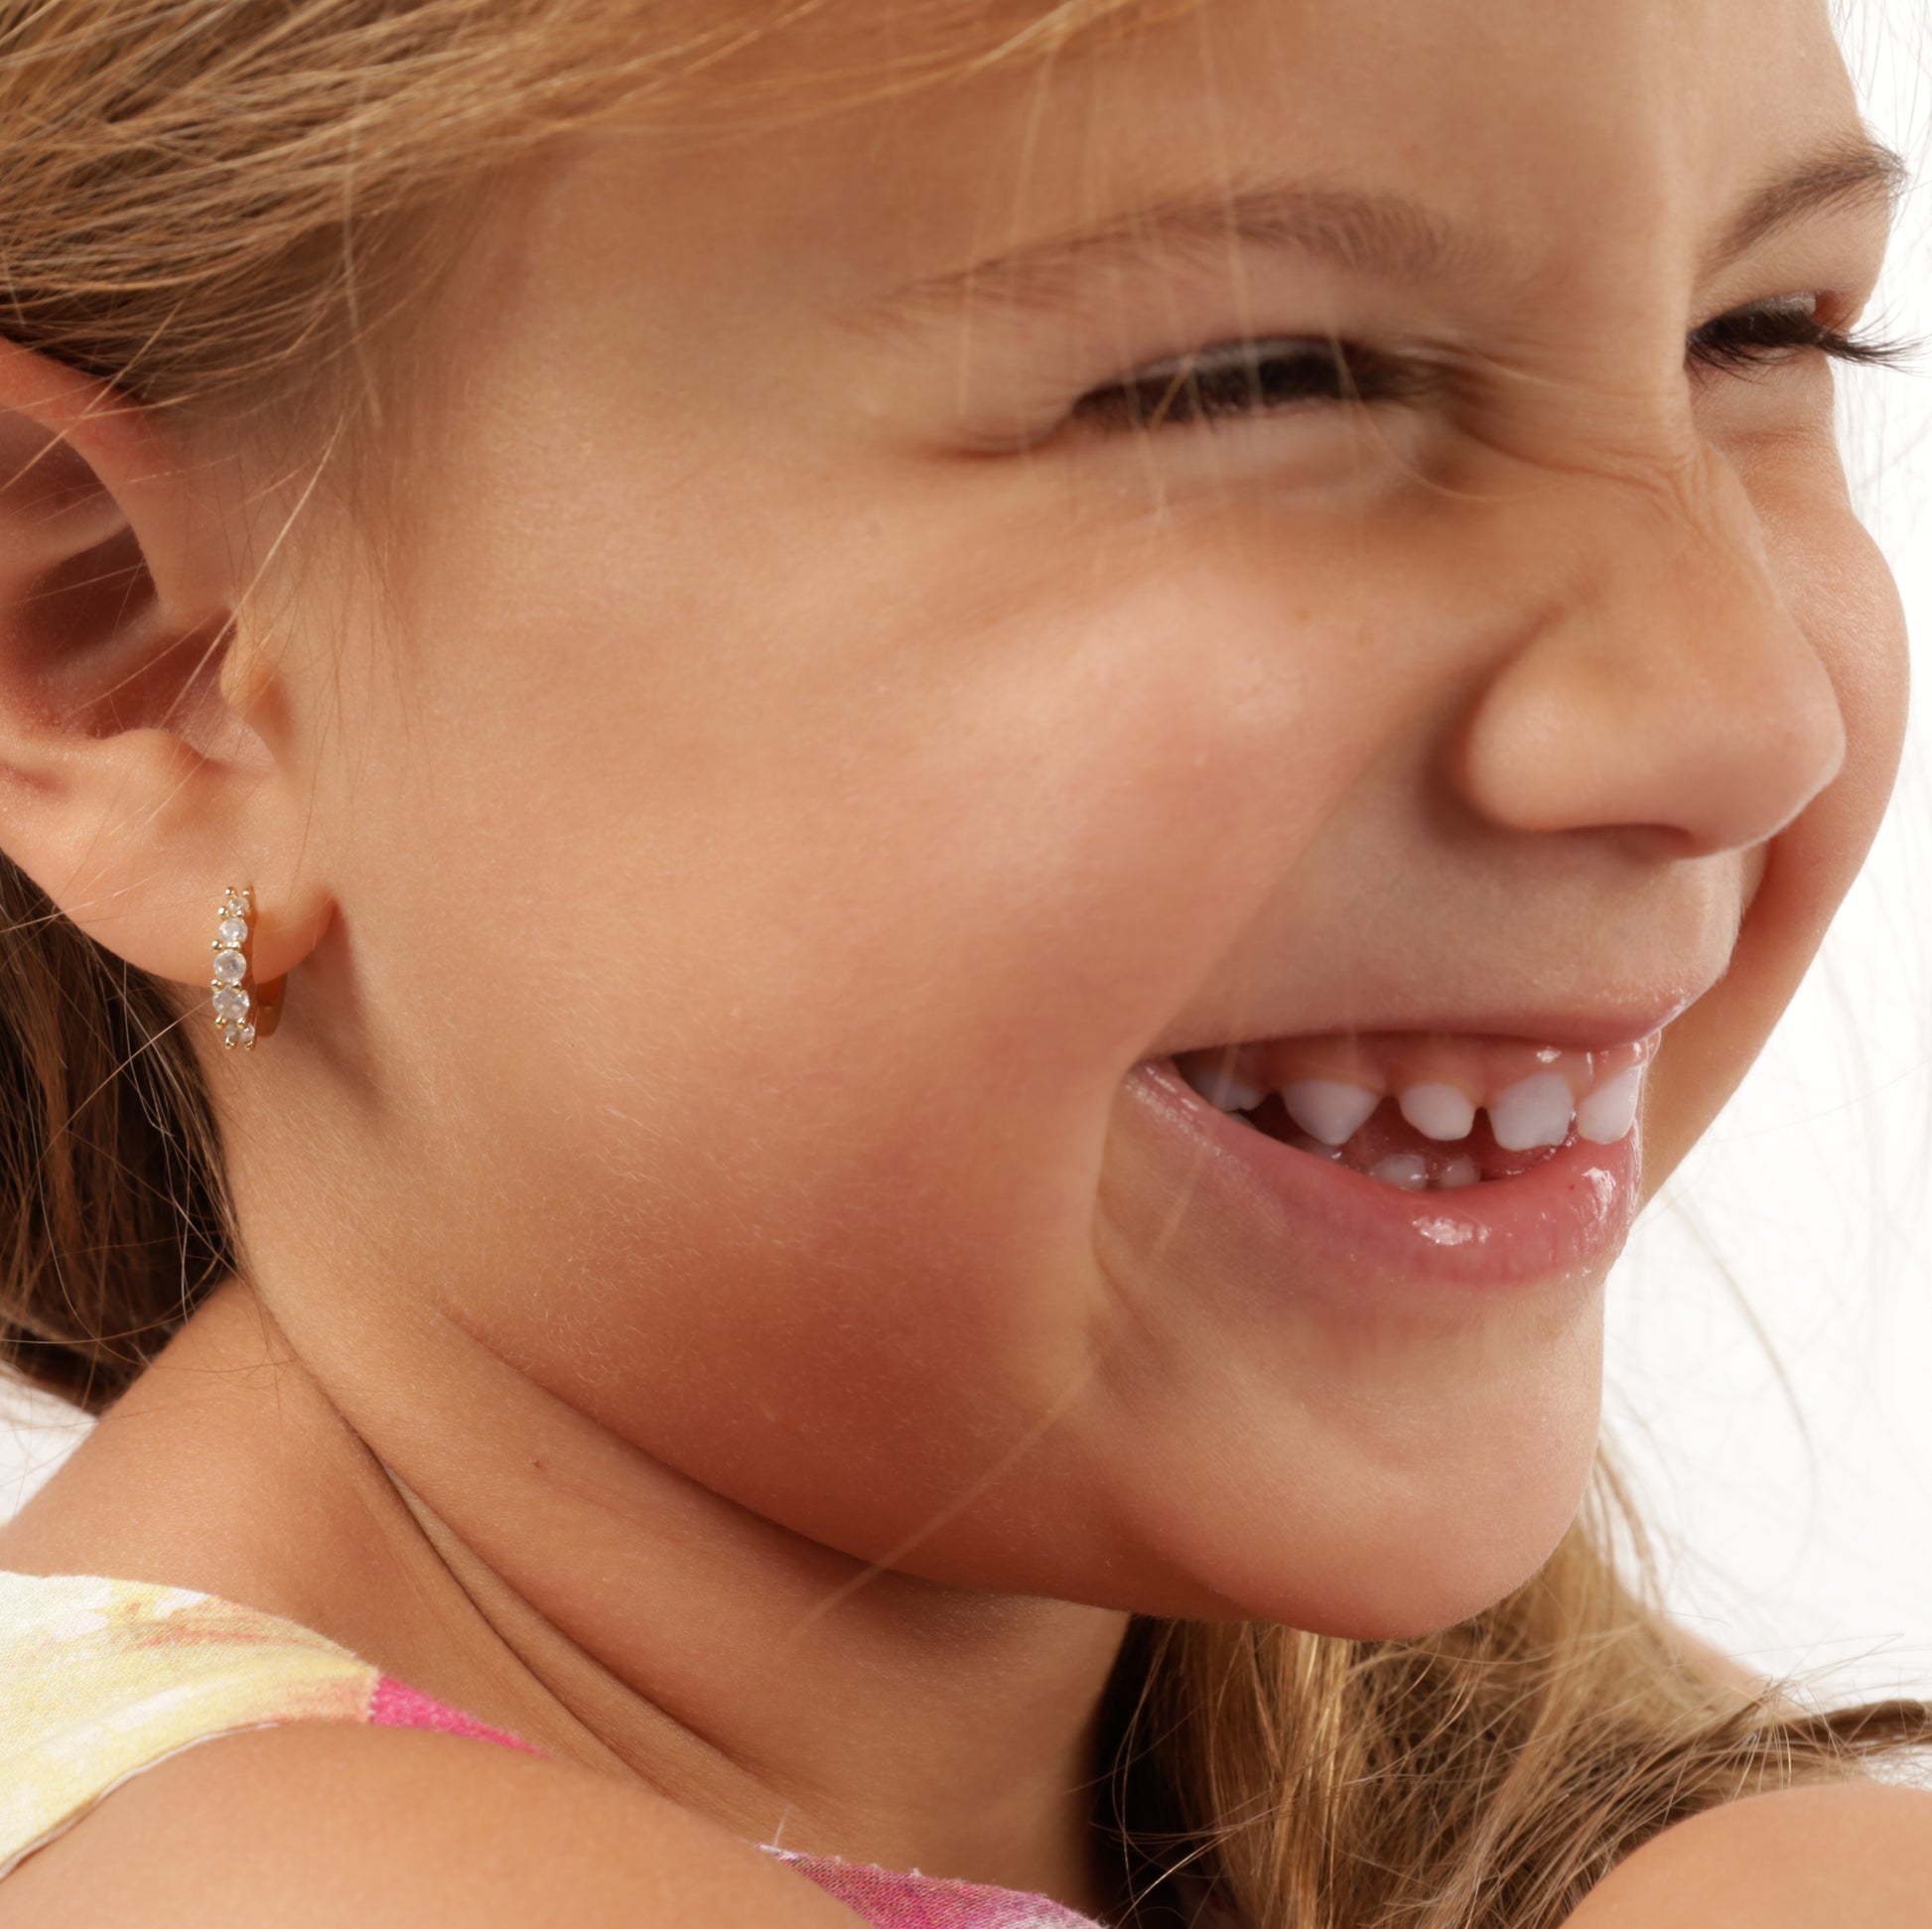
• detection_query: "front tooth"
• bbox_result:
[1369,1153,1431,1191]
[1397,1082,1476,1142]
[1437,1156,1481,1190]
[1488,1072,1576,1152]
[1575,1065,1642,1145]
[1282,1079,1381,1147]
[1177,1056,1264,1113]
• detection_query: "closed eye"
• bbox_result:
[1687,297,1917,376]
[1068,298,1922,435]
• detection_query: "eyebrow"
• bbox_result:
[873,130,1910,326]
[1707,132,1911,273]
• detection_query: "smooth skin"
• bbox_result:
[0,0,1926,1918]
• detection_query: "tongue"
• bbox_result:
[1248,1093,1565,1184]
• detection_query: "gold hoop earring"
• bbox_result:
[209,885,286,1050]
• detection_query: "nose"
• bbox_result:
[1450,446,1847,858]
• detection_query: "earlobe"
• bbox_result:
[0,340,332,997]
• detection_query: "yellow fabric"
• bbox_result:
[0,1571,377,1875]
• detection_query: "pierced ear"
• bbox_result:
[0,341,330,994]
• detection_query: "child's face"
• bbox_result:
[279,0,1904,1633]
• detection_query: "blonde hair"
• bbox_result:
[0,4,1925,1924]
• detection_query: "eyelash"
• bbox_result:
[1070,301,1921,434]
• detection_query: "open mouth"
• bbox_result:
[1170,1032,1655,1195]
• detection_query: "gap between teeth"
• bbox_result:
[1179,1057,1644,1159]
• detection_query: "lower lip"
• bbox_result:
[1125,1058,1643,1302]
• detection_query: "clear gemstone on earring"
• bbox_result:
[211,889,271,1052]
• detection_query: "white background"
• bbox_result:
[1,10,1930,1707]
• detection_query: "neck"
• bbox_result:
[35,1282,1131,1917]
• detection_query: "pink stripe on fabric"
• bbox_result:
[767,1849,1107,1928]
[367,1676,544,1754]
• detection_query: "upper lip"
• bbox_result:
[1149,991,1714,1062]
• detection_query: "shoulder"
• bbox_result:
[1563,1783,1932,1928]
[0,1719,862,1928]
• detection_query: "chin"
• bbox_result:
[1206,1541,1579,1642]
[1130,1446,1598,1640]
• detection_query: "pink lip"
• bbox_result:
[1125,1057,1644,1305]
[1155,999,1702,1063]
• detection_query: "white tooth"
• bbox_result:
[1217,1074,1266,1113]
[1369,1153,1431,1191]
[1397,1082,1477,1142]
[1575,1064,1642,1145]
[1437,1156,1481,1190]
[1177,1057,1264,1114]
[1487,1072,1576,1152]
[1287,1133,1346,1163]
[1282,1079,1381,1147]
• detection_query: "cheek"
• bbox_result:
[485,586,1341,1364]
[332,480,1436,1587]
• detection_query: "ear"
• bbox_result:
[0,341,332,997]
